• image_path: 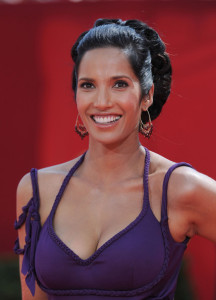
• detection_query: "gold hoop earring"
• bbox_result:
[139,110,153,138]
[75,114,88,139]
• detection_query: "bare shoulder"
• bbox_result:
[37,155,82,185]
[16,155,82,224]
[167,162,215,200]
[148,149,199,191]
[16,172,33,218]
[147,150,176,194]
[148,150,175,174]
[149,150,199,203]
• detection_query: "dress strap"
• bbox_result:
[161,162,193,222]
[30,168,40,210]
[143,147,150,204]
[14,168,41,296]
[49,152,87,219]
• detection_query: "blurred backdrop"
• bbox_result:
[0,0,215,299]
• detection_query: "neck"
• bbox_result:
[80,135,146,185]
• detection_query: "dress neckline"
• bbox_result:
[48,147,151,265]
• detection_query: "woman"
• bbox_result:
[14,19,216,300]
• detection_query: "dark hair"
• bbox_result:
[71,18,172,123]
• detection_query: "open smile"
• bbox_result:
[91,115,122,125]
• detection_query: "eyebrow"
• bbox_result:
[78,75,133,82]
[78,77,95,82]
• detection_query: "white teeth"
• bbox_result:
[93,115,121,124]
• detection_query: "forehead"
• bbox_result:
[78,47,137,80]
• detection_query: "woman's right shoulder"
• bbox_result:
[16,155,83,224]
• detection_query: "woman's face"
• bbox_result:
[76,47,147,146]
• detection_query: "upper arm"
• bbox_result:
[16,174,48,300]
[168,167,216,243]
[187,171,216,242]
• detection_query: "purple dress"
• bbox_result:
[14,148,192,300]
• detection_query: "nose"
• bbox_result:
[93,87,112,109]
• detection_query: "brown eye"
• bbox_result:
[80,82,95,89]
[114,81,128,88]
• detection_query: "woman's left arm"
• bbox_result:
[189,171,216,243]
[176,168,216,243]
[168,167,216,243]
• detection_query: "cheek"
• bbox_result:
[75,100,82,115]
[120,93,141,113]
[76,97,82,111]
[76,93,89,113]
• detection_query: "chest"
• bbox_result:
[53,177,145,260]
[33,152,188,298]
[36,200,166,293]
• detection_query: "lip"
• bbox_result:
[91,113,121,116]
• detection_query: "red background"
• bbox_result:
[0,1,215,299]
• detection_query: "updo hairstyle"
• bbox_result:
[71,18,172,123]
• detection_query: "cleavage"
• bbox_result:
[52,178,144,260]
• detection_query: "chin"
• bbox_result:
[89,131,134,148]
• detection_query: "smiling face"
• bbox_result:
[76,47,148,146]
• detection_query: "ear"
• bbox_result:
[141,84,154,111]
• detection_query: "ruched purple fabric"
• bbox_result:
[14,148,192,299]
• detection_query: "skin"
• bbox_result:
[17,47,216,299]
